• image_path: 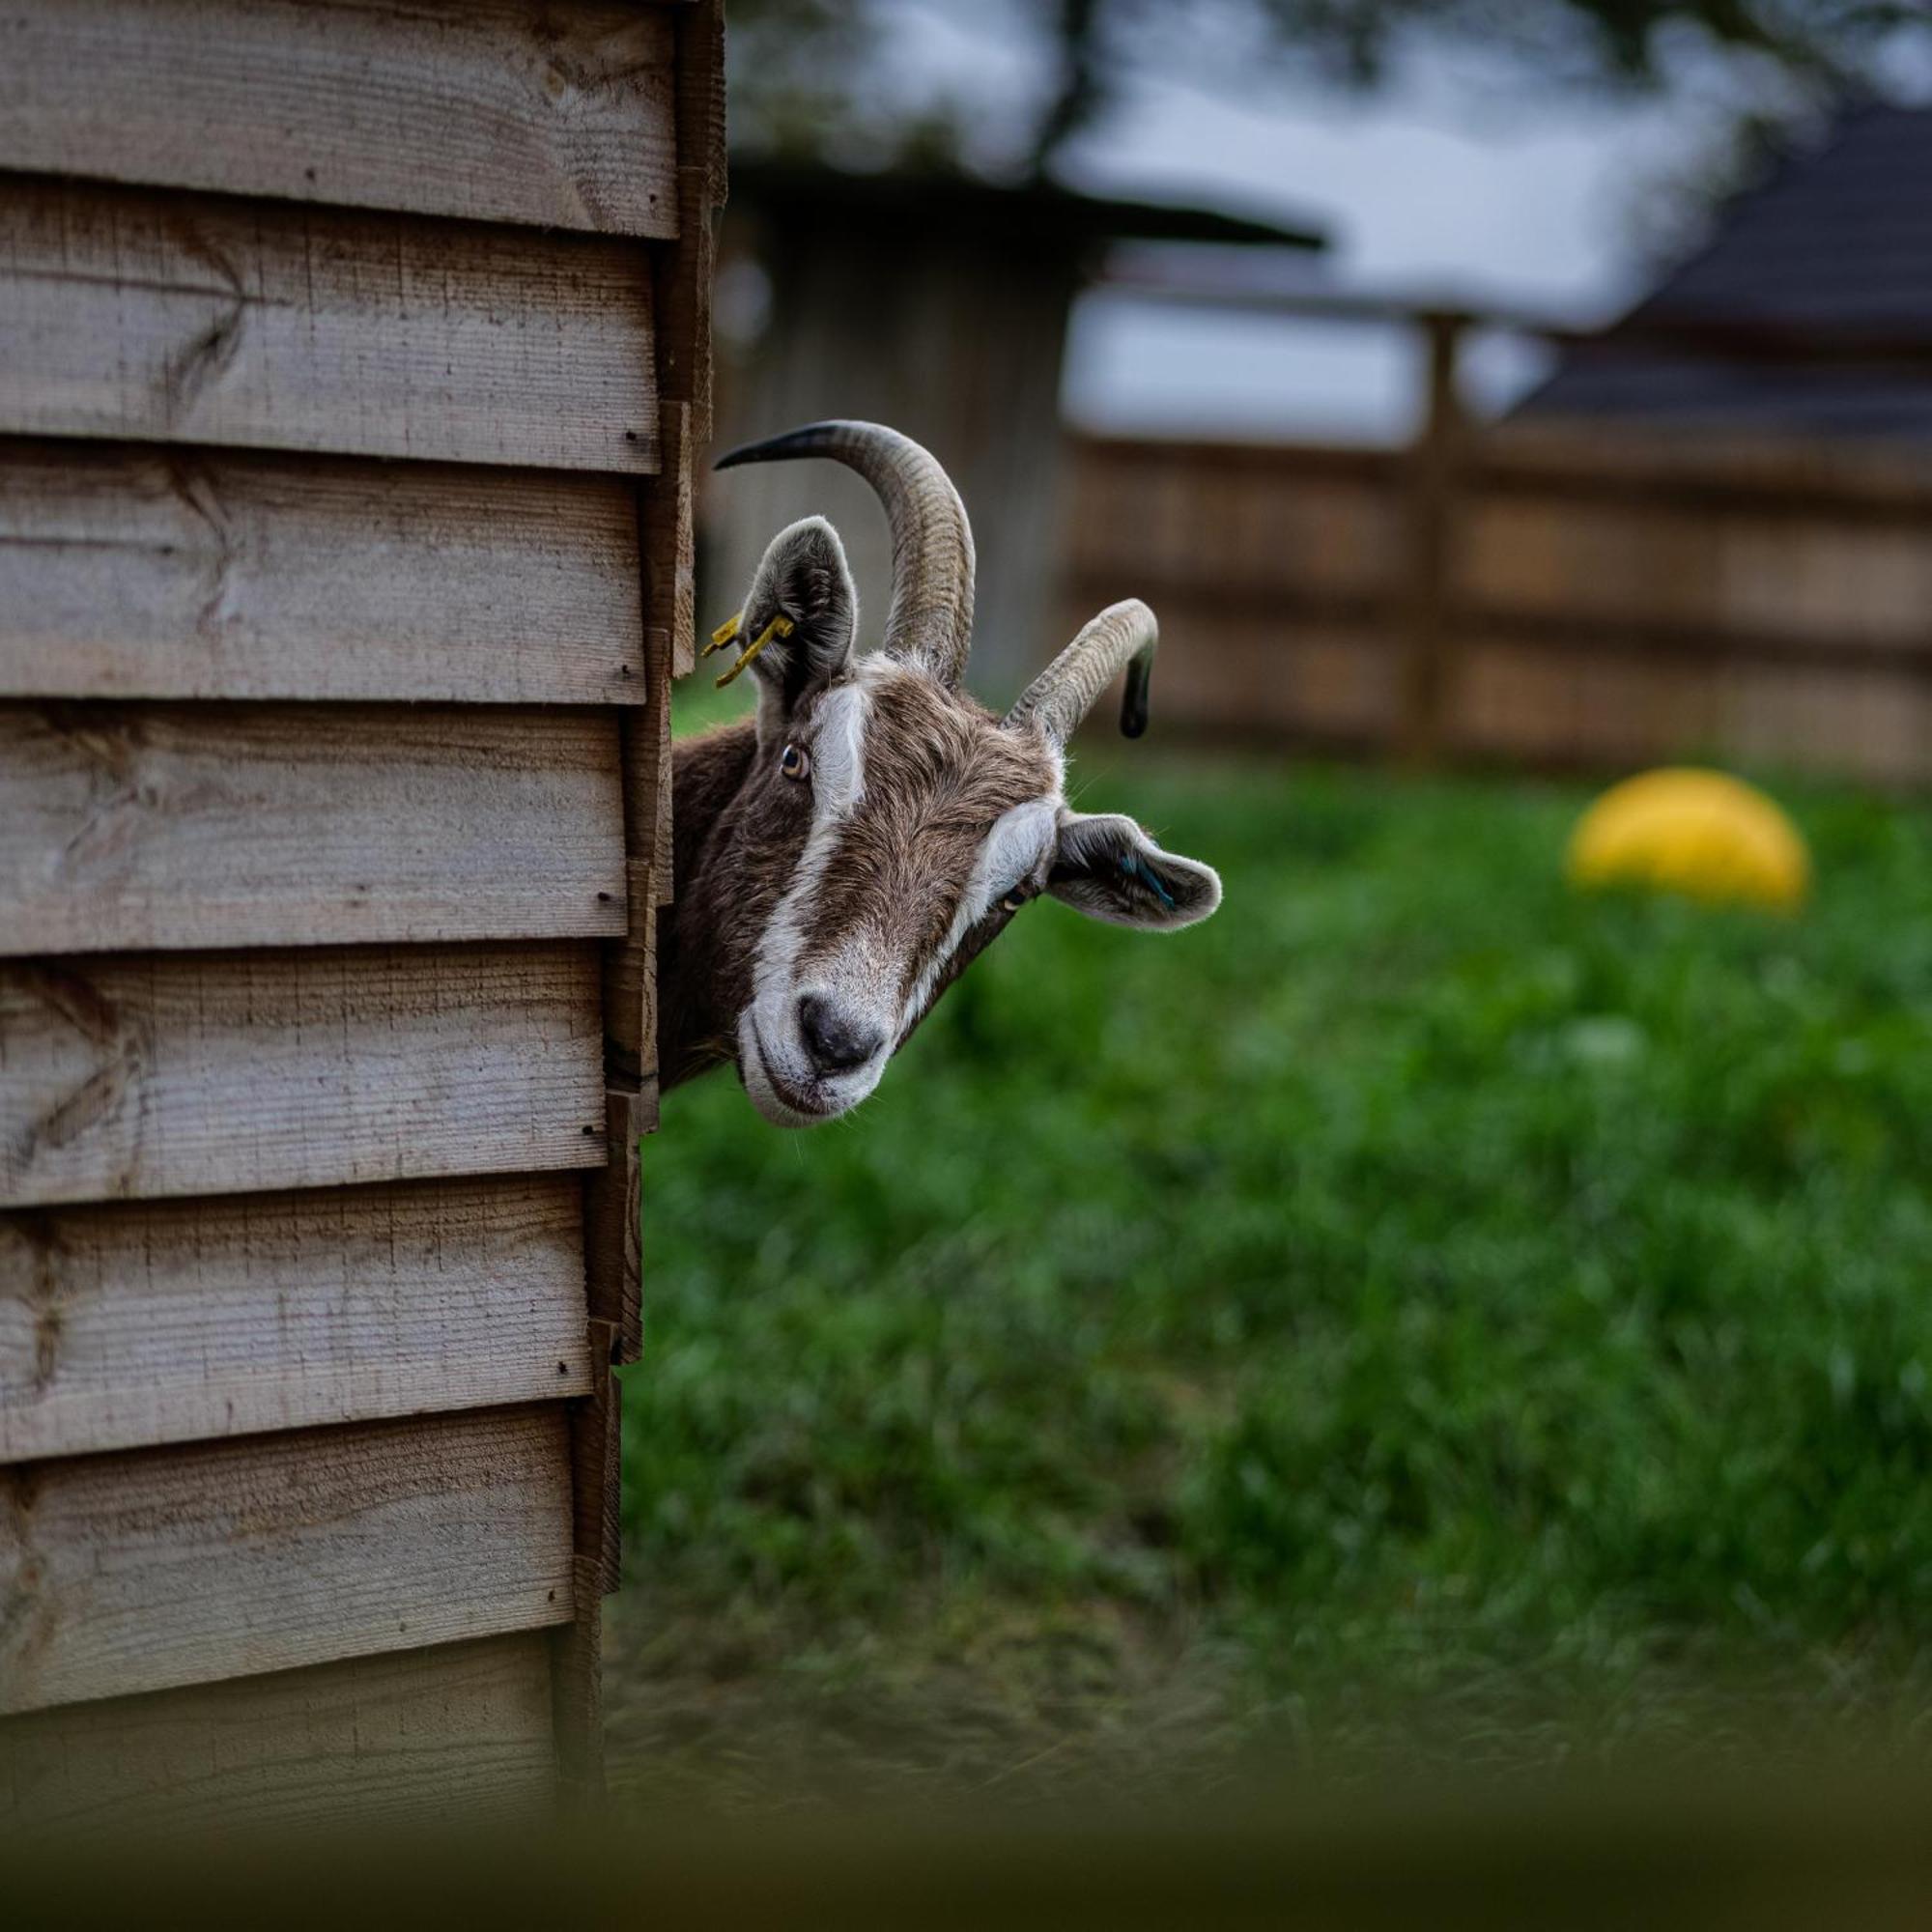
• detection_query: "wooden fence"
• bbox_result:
[0,0,721,1830]
[1064,296,1932,784]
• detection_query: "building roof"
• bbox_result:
[727,156,1325,253]
[1520,104,1932,441]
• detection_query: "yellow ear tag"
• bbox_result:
[701,611,743,660]
[714,613,794,690]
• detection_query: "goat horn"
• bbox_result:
[1004,599,1156,747]
[715,420,975,685]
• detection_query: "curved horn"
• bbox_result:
[1005,600,1157,747]
[715,421,975,685]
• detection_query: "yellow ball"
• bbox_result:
[1567,768,1810,913]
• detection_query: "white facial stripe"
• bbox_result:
[897,793,1059,1039]
[749,678,872,1008]
[810,682,867,820]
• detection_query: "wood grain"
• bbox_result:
[584,1091,649,1367]
[553,1321,622,1802]
[646,401,702,686]
[0,945,607,1208]
[1064,427,1932,783]
[636,470,681,926]
[0,0,676,239]
[0,1177,593,1463]
[652,0,728,443]
[0,1406,575,1714]
[606,615,675,1078]
[0,180,658,471]
[0,1632,557,1833]
[0,703,627,954]
[0,443,647,704]
[572,1335,624,1605]
[550,1607,605,1806]
[1461,493,1932,648]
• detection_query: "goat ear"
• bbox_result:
[736,516,858,714]
[1047,810,1222,930]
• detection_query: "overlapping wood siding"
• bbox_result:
[0,0,724,1825]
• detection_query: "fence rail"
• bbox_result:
[1063,295,1932,783]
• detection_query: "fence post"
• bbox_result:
[1398,310,1468,764]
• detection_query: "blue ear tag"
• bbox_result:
[1120,852,1177,910]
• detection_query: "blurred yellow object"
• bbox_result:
[1567,768,1810,912]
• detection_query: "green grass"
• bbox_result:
[613,734,1932,1801]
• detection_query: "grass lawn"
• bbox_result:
[611,728,1932,1805]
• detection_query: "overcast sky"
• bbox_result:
[881,3,1932,443]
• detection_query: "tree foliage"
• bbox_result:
[726,0,1922,179]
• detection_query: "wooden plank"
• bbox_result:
[575,1341,623,1605]
[1063,571,1392,636]
[652,0,728,445]
[584,1093,649,1368]
[1063,444,1400,607]
[644,403,702,684]
[0,1177,594,1463]
[1449,638,1932,784]
[1459,488,1932,650]
[0,0,676,240]
[0,180,658,471]
[1067,432,1403,490]
[604,895,661,1094]
[0,703,628,955]
[1076,591,1402,749]
[1449,607,1932,675]
[1068,571,1932,676]
[636,0,715,685]
[1073,426,1932,527]
[0,443,648,704]
[0,1406,575,1714]
[551,1321,623,1804]
[606,618,675,1080]
[0,945,607,1208]
[0,1633,557,1833]
[654,640,679,908]
[549,1610,605,1808]
[1485,422,1932,523]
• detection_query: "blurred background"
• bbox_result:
[609,0,1932,1807]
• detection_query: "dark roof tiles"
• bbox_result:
[1523,104,1932,440]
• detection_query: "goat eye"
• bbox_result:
[780,743,810,781]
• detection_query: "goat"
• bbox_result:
[659,420,1221,1126]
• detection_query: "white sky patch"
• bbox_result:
[865,1,1932,444]
[1059,57,1701,444]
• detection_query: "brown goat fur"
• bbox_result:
[661,421,1221,1127]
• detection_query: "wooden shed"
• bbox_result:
[710,159,1320,696]
[0,0,722,1827]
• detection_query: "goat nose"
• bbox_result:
[797,995,883,1076]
